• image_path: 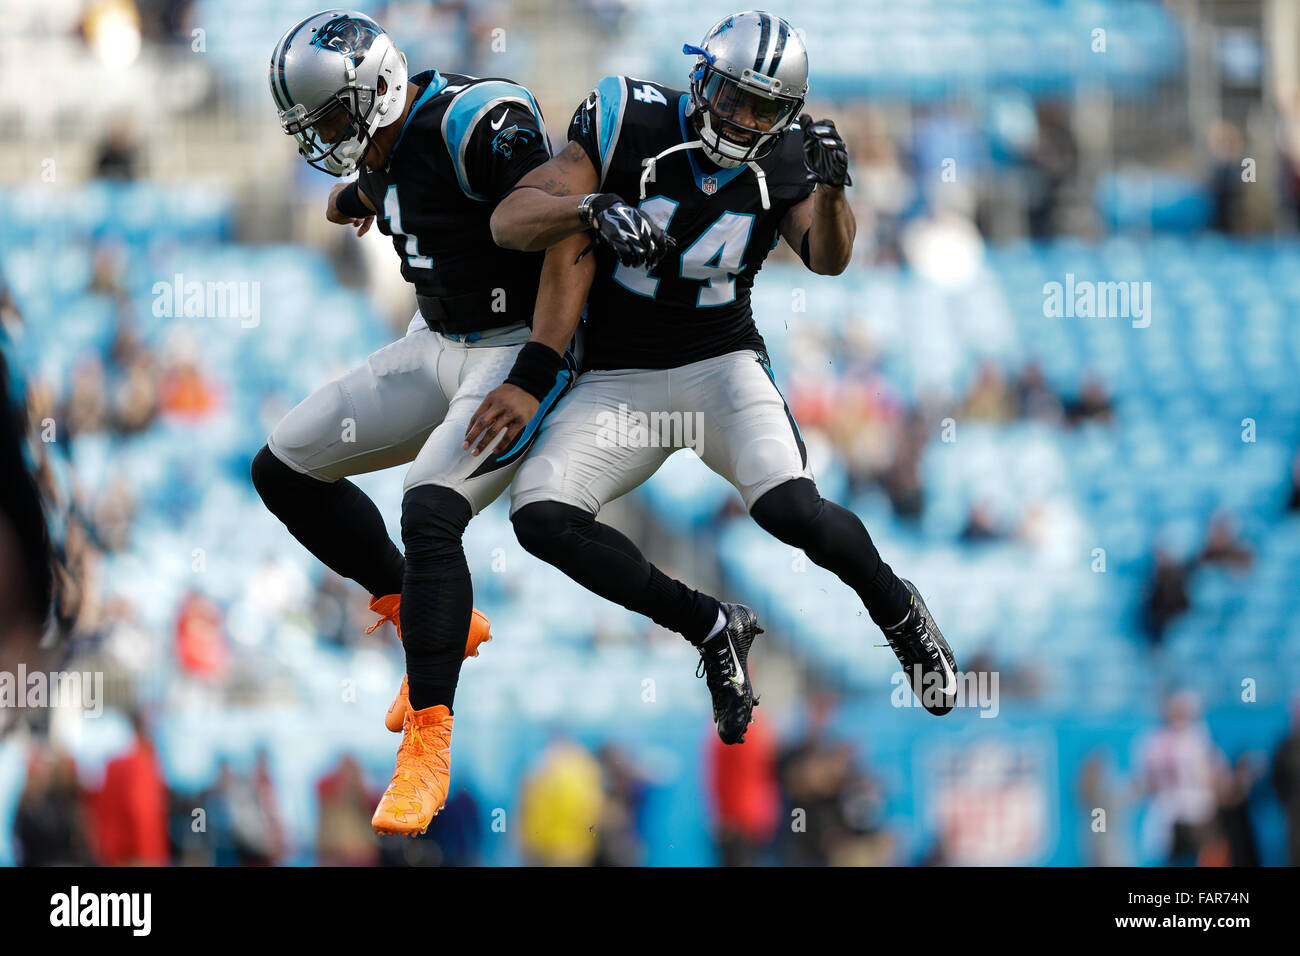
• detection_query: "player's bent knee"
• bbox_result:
[511,500,592,561]
[401,484,473,560]
[252,444,315,509]
[749,477,824,543]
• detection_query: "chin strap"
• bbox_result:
[746,161,770,211]
[638,139,771,211]
[639,140,704,201]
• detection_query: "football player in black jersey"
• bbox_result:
[252,10,633,835]
[467,11,959,738]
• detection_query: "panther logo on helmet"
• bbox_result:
[309,15,380,62]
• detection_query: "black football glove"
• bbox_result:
[800,114,853,189]
[578,193,674,270]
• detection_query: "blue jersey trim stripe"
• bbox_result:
[443,80,547,200]
[677,95,746,193]
[490,364,574,464]
[389,70,447,160]
[594,75,627,184]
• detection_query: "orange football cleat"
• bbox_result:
[371,704,454,836]
[368,597,492,732]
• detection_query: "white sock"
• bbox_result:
[704,607,728,641]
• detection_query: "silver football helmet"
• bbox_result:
[269,10,409,176]
[684,11,808,168]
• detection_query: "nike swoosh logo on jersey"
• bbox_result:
[584,94,597,111]
[490,110,509,130]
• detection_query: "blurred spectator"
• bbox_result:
[1063,376,1114,426]
[64,357,111,437]
[0,349,52,655]
[960,502,1007,544]
[14,745,91,866]
[252,749,286,863]
[1136,692,1225,865]
[1140,549,1191,645]
[1015,362,1064,423]
[959,361,1016,422]
[1210,754,1262,867]
[1287,448,1300,512]
[1076,751,1129,866]
[1271,697,1300,866]
[174,590,229,678]
[1207,120,1247,234]
[776,693,891,866]
[93,117,140,181]
[422,785,485,867]
[204,757,283,866]
[1026,102,1078,239]
[706,716,779,867]
[87,711,170,866]
[595,744,649,866]
[881,407,928,521]
[158,348,220,420]
[315,754,380,867]
[1197,513,1253,572]
[517,739,604,866]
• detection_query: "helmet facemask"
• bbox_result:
[281,85,378,176]
[687,47,804,169]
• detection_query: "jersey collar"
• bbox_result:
[387,70,448,168]
[676,94,747,195]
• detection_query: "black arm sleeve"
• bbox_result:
[335,180,372,219]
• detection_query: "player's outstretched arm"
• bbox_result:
[462,232,595,456]
[780,187,855,276]
[781,114,857,275]
[491,142,673,269]
[490,142,599,251]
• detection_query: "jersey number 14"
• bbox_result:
[613,196,755,306]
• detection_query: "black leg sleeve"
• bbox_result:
[251,445,404,598]
[750,478,912,629]
[400,484,474,712]
[512,501,720,644]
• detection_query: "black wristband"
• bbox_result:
[336,180,371,219]
[505,341,567,402]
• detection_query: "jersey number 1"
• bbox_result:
[384,185,433,270]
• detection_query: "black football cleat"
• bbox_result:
[882,580,959,716]
[696,603,763,744]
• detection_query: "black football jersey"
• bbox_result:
[568,75,813,370]
[357,70,551,333]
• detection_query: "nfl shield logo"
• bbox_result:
[702,176,718,195]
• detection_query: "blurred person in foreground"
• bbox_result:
[707,712,779,866]
[517,739,604,866]
[0,345,53,664]
[776,692,892,866]
[594,744,649,866]
[1272,694,1300,865]
[316,754,380,867]
[87,711,170,866]
[1135,691,1226,866]
[14,744,92,866]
